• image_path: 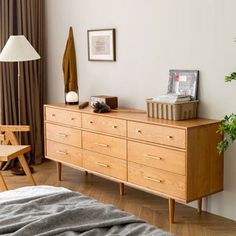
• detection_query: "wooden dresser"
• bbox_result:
[44,104,224,223]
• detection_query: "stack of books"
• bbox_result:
[152,93,191,104]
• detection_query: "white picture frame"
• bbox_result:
[87,29,116,61]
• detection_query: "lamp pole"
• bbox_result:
[17,61,21,143]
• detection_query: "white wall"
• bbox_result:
[46,0,236,220]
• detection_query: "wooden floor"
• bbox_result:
[1,160,236,236]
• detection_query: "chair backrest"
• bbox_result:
[0,125,30,132]
[0,125,30,145]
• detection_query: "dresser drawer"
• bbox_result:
[46,140,82,166]
[128,121,186,148]
[45,107,81,127]
[128,162,186,199]
[128,141,186,175]
[46,123,81,148]
[82,114,126,137]
[83,150,127,181]
[82,131,126,160]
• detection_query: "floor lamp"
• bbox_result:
[0,35,40,128]
[0,35,40,172]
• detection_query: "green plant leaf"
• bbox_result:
[217,38,236,153]
[217,113,236,153]
[225,72,236,82]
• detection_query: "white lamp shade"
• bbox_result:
[0,35,40,62]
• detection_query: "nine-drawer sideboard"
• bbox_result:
[44,104,224,223]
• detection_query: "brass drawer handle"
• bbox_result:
[89,121,93,124]
[144,154,162,160]
[136,129,142,133]
[144,176,162,183]
[112,125,118,129]
[51,114,56,117]
[58,133,68,137]
[94,142,109,147]
[56,150,68,155]
[96,162,109,168]
[167,135,173,139]
[70,117,75,121]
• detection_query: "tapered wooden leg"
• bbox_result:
[18,155,36,186]
[197,198,202,214]
[85,171,88,176]
[119,183,124,196]
[168,198,175,224]
[0,172,8,191]
[56,162,62,181]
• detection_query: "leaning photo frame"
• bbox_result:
[168,70,199,100]
[87,29,116,61]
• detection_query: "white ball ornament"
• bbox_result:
[65,91,79,104]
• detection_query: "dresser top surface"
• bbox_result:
[45,103,220,129]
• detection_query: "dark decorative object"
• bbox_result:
[90,95,118,109]
[93,102,111,113]
[78,101,89,109]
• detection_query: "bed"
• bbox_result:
[0,186,173,236]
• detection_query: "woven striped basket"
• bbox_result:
[146,99,199,120]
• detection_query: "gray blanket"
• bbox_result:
[0,191,173,236]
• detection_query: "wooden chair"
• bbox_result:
[0,125,36,191]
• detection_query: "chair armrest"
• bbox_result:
[0,125,30,132]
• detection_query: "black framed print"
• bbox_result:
[87,29,116,61]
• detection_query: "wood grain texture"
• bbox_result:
[56,162,62,181]
[83,150,127,181]
[45,107,81,127]
[128,121,186,148]
[0,127,36,188]
[128,141,186,175]
[82,131,126,160]
[198,198,202,214]
[0,145,31,161]
[46,123,82,148]
[45,104,219,129]
[119,183,124,196]
[0,172,8,191]
[18,154,36,186]
[169,198,175,224]
[47,140,83,167]
[44,104,223,224]
[2,160,235,236]
[128,162,186,199]
[0,125,30,132]
[82,113,126,137]
[186,124,224,201]
[0,134,5,142]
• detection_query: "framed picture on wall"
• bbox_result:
[87,29,116,61]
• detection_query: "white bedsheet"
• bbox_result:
[0,185,70,203]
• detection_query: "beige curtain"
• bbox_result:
[0,0,45,164]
